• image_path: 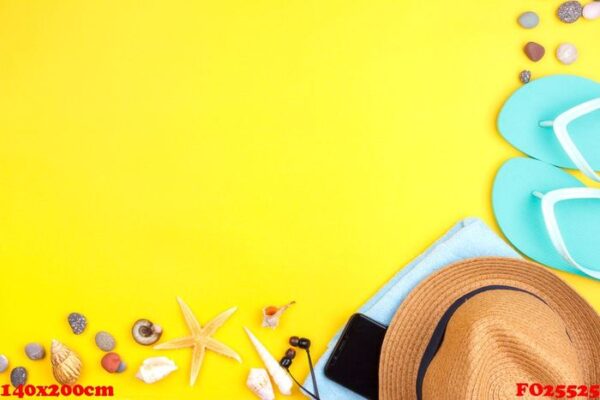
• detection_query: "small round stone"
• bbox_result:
[557,43,578,65]
[557,1,583,23]
[583,2,600,19]
[116,361,127,373]
[524,42,545,62]
[25,343,46,360]
[519,70,532,84]
[10,367,27,387]
[68,312,87,335]
[95,331,116,352]
[101,352,121,373]
[0,355,8,373]
[518,11,540,29]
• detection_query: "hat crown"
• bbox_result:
[379,258,600,400]
[423,290,582,399]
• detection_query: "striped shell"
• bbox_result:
[51,340,82,385]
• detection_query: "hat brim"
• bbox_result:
[379,257,600,400]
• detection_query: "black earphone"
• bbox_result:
[279,336,321,400]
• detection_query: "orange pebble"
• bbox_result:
[101,353,121,373]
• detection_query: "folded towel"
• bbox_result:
[303,217,520,399]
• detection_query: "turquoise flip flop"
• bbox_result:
[498,75,600,182]
[493,157,600,279]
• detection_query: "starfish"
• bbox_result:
[154,297,242,386]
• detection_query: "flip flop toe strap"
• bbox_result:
[533,187,600,279]
[540,98,600,182]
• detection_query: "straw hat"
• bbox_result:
[379,257,600,400]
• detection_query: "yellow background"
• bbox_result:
[1,1,599,399]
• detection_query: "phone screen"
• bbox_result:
[324,313,388,399]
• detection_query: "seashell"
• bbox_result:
[247,368,275,400]
[51,340,82,385]
[262,301,295,329]
[132,319,163,345]
[136,357,177,384]
[244,327,293,395]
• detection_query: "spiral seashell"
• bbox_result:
[132,319,162,346]
[247,368,275,400]
[51,340,82,385]
[262,301,295,329]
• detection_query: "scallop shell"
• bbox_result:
[136,357,177,384]
[51,340,82,385]
[247,368,275,400]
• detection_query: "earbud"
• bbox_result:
[285,348,296,359]
[279,347,296,368]
[282,338,320,400]
[279,356,293,368]
[289,336,311,349]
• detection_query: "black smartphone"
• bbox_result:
[324,313,388,399]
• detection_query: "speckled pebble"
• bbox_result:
[25,343,46,360]
[557,43,578,65]
[0,355,8,373]
[519,70,532,84]
[10,367,27,387]
[583,2,600,19]
[518,11,540,29]
[557,1,583,23]
[95,331,116,352]
[116,361,127,373]
[68,312,87,335]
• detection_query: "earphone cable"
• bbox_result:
[286,369,319,400]
[306,348,321,399]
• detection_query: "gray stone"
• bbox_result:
[0,355,8,373]
[558,1,583,23]
[68,312,87,335]
[95,331,116,352]
[10,367,27,387]
[25,343,46,360]
[519,70,532,84]
[116,361,127,373]
[518,11,540,29]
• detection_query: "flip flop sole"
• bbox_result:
[498,75,600,170]
[492,157,600,277]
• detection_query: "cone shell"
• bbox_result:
[51,340,82,385]
[247,368,275,400]
[244,327,293,395]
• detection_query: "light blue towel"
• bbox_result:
[303,217,520,399]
